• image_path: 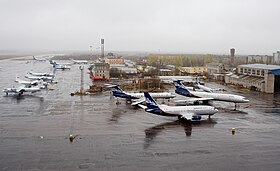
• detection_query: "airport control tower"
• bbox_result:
[230,48,235,67]
[101,39,104,58]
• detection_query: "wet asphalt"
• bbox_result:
[0,57,280,171]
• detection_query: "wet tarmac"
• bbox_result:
[1,57,280,170]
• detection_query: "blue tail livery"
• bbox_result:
[173,80,191,97]
[144,92,163,115]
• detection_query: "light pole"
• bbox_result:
[79,66,84,94]
[89,45,93,60]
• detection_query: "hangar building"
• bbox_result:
[225,64,280,93]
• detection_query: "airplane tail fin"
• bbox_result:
[49,60,56,65]
[33,56,36,60]
[111,85,124,93]
[15,76,21,83]
[195,76,201,84]
[49,60,58,68]
[173,80,191,97]
[110,85,131,99]
[144,92,160,110]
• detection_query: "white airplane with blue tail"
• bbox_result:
[139,92,218,121]
[173,80,249,110]
[107,85,176,105]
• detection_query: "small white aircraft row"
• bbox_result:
[3,69,57,96]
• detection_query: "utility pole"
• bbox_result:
[79,66,84,94]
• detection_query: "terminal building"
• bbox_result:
[89,62,110,81]
[225,64,280,93]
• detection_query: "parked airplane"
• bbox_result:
[15,77,39,88]
[193,77,224,93]
[25,74,54,82]
[49,60,72,66]
[108,85,176,103]
[139,92,218,121]
[195,82,224,93]
[49,60,71,70]
[29,71,54,77]
[3,85,41,96]
[70,58,88,64]
[32,56,46,62]
[173,80,249,109]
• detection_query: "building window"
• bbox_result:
[252,69,255,75]
[261,70,264,76]
[244,68,247,74]
[257,70,260,75]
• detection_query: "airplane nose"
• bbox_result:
[214,108,219,112]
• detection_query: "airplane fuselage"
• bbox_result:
[190,91,249,103]
[29,72,54,77]
[70,59,88,64]
[54,65,71,70]
[25,75,54,82]
[175,83,249,104]
[3,87,40,95]
[73,61,88,64]
[113,91,176,99]
[20,87,41,93]
[156,105,217,116]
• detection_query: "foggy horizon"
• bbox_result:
[1,0,279,56]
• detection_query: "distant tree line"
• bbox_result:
[147,54,213,67]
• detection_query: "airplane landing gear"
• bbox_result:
[116,98,121,105]
[234,103,240,111]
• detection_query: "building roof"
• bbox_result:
[159,69,172,72]
[228,74,264,82]
[105,56,123,59]
[110,64,126,68]
[206,63,224,67]
[238,64,280,70]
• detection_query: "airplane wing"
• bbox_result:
[105,84,118,88]
[16,85,26,93]
[179,113,194,120]
[138,104,147,110]
[131,98,145,106]
[175,97,213,104]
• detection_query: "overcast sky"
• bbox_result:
[0,0,279,55]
